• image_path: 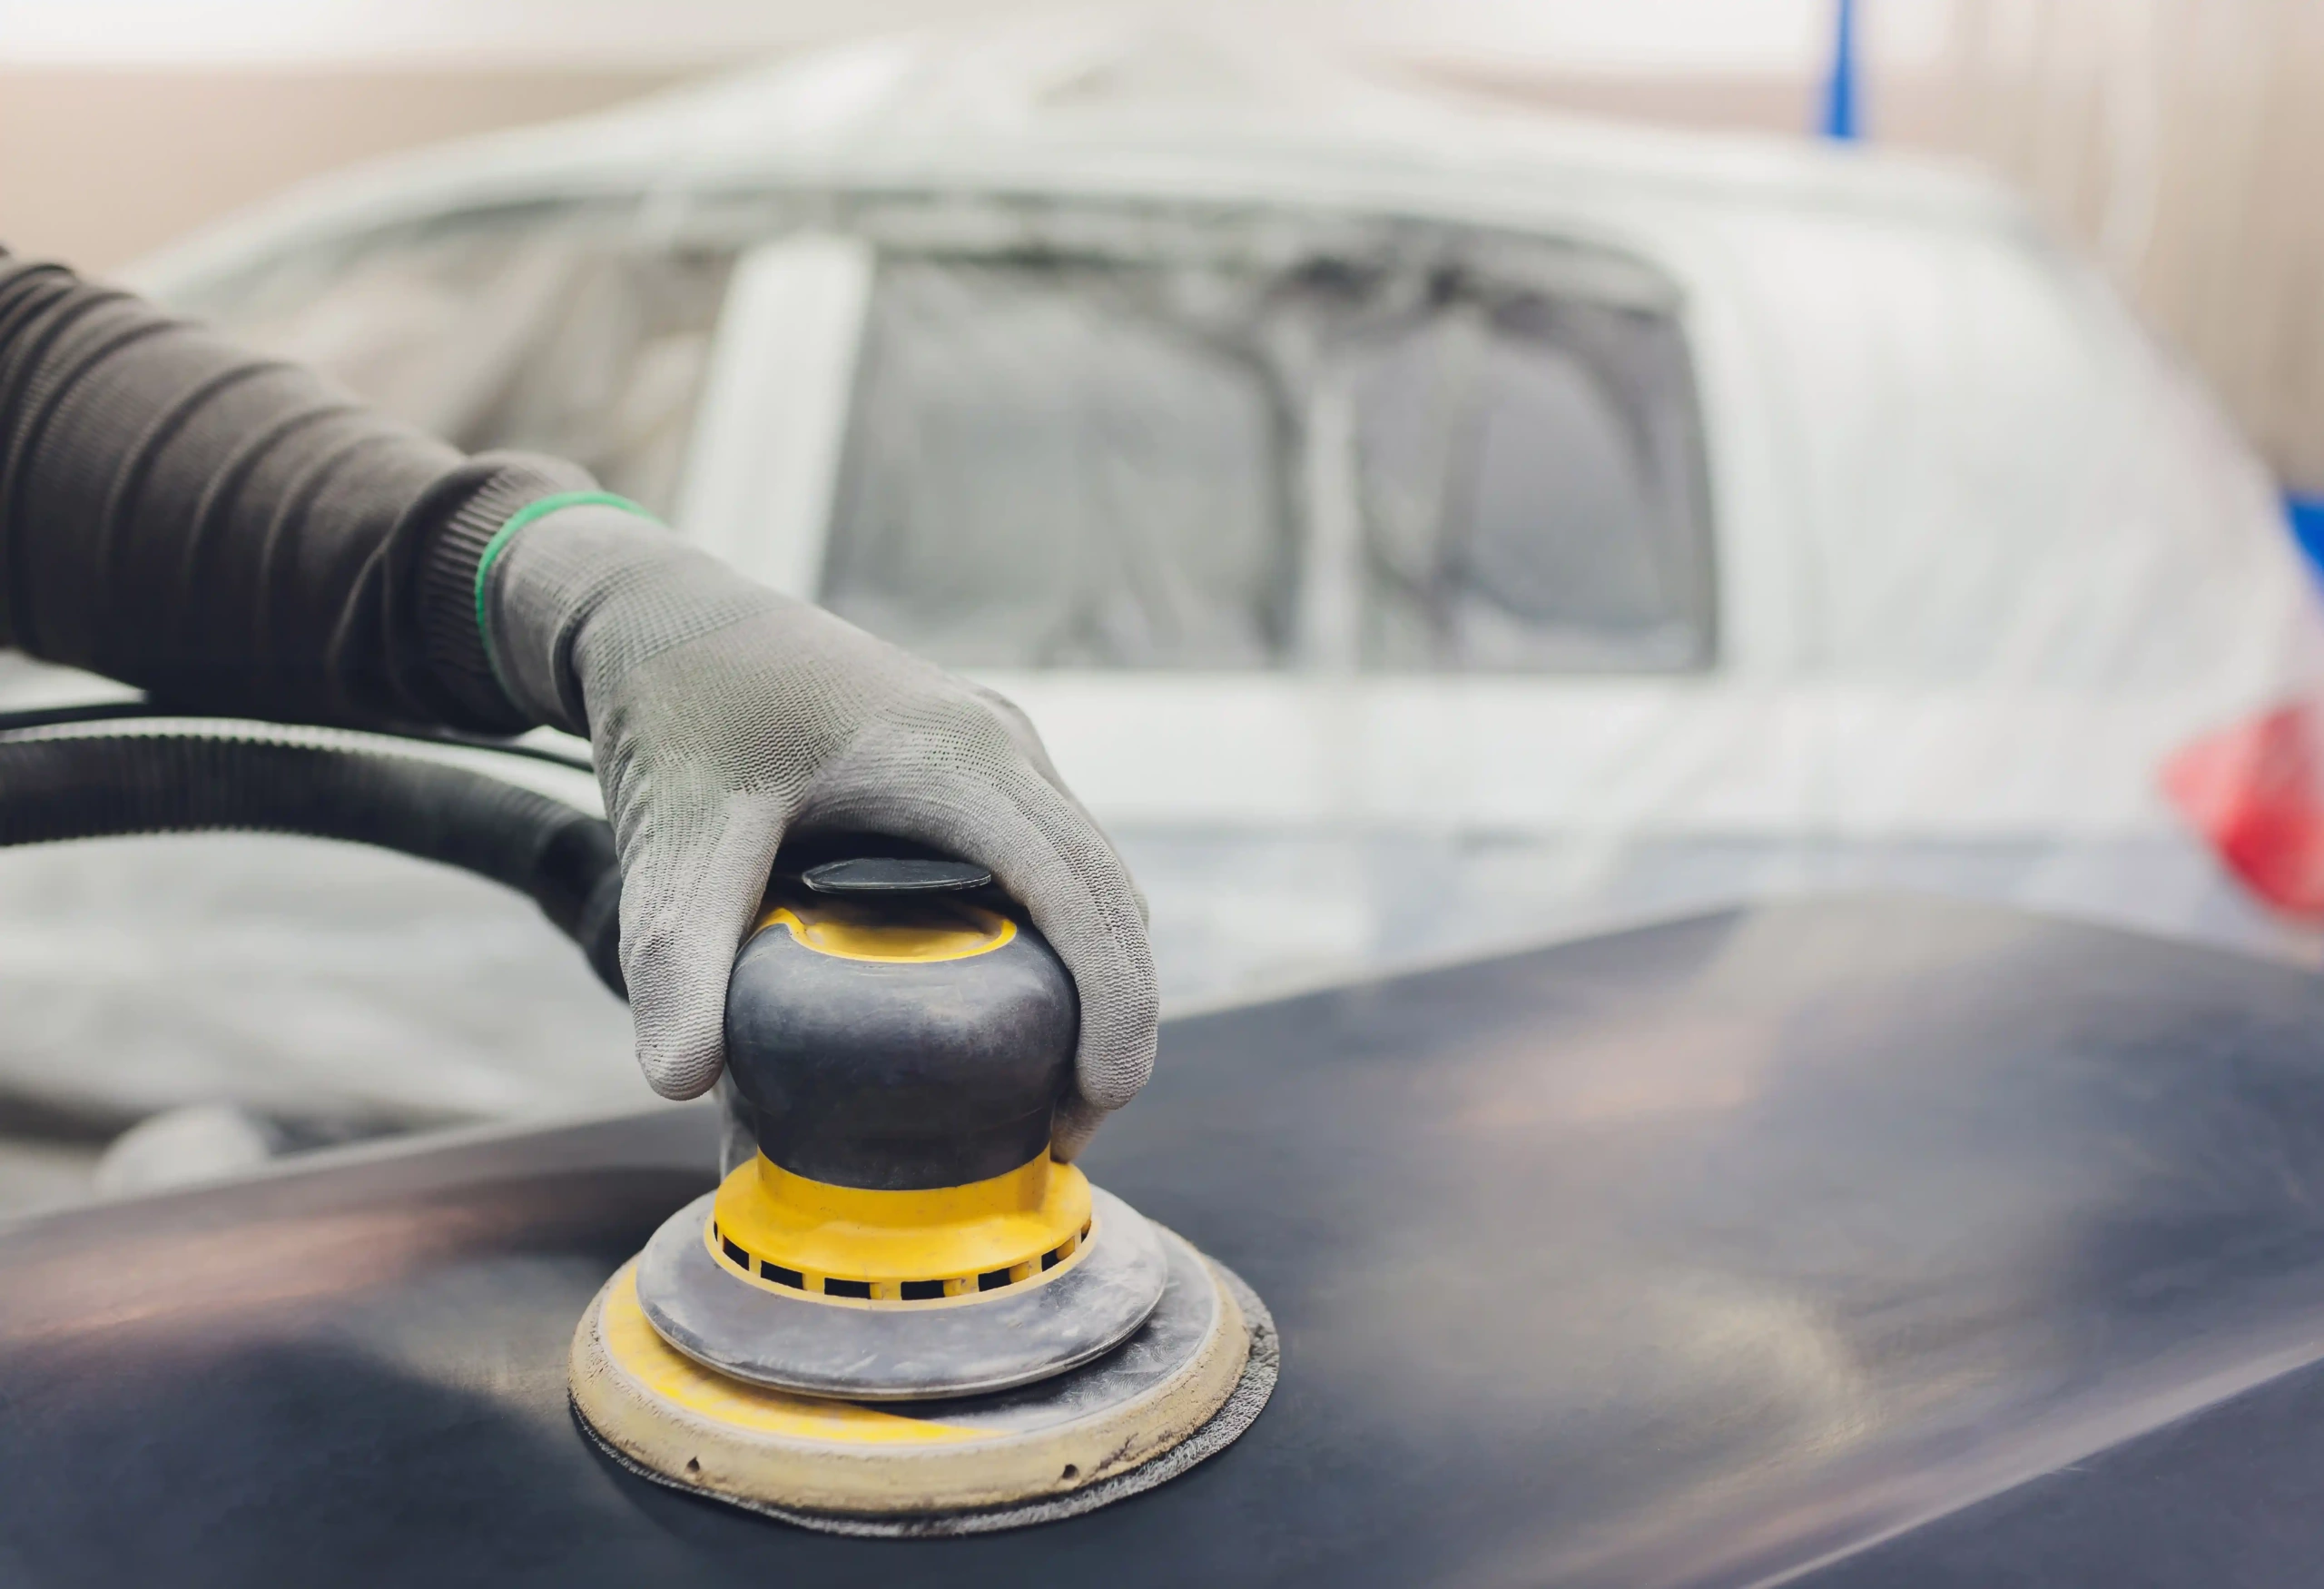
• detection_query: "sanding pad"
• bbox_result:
[570,1223,1274,1532]
[634,1186,1169,1400]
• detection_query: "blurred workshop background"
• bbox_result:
[6,0,2324,1210]
[10,0,2324,512]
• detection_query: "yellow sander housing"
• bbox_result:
[569,855,1274,1534]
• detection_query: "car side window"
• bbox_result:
[184,212,736,518]
[820,258,1296,669]
[1352,292,1715,673]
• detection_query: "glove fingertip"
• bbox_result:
[639,1047,724,1101]
[618,887,763,1105]
[1073,979,1158,1114]
[1049,1092,1108,1163]
[627,969,729,1100]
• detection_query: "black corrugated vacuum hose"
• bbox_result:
[0,731,625,999]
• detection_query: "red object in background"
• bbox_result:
[2165,703,2324,916]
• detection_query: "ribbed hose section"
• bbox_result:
[0,732,625,998]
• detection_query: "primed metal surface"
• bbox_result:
[11,895,2324,1584]
[634,1188,1167,1399]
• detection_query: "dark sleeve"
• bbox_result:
[0,252,596,732]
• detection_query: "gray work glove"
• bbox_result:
[479,503,1157,1160]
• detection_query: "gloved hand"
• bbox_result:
[479,501,1157,1160]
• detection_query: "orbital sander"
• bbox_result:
[569,854,1275,1534]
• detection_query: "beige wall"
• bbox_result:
[1416,63,1956,146]
[1907,0,2324,494]
[0,68,690,275]
[1414,64,1815,135]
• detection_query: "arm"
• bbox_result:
[0,255,1157,1153]
[0,252,582,728]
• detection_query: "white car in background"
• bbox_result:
[0,18,2314,1159]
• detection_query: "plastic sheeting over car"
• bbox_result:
[0,17,2316,1171]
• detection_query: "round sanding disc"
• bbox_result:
[570,1220,1272,1528]
[634,1187,1169,1400]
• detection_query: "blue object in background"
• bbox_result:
[1823,0,1861,142]
[2288,494,2324,578]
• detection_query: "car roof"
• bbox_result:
[131,15,2024,299]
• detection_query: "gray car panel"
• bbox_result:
[5,895,2324,1583]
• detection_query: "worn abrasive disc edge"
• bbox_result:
[573,1258,1279,1538]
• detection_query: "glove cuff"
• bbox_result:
[418,453,600,727]
[481,499,692,736]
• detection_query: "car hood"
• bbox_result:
[5,893,2324,1584]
